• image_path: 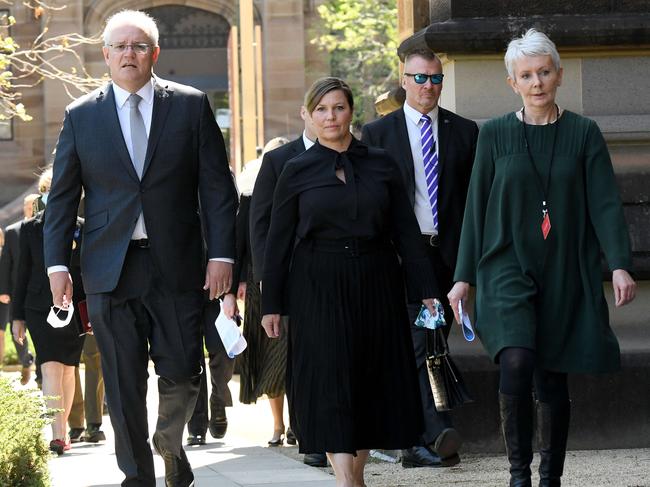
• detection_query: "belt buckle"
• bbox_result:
[428,233,439,247]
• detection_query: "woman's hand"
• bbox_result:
[422,298,440,318]
[612,269,636,307]
[447,281,470,324]
[12,320,26,346]
[237,282,247,301]
[221,293,239,319]
[261,314,281,338]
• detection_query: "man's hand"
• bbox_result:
[447,281,471,325]
[221,293,238,319]
[261,314,281,338]
[612,269,636,307]
[204,261,233,300]
[12,320,26,346]
[0,294,10,304]
[237,282,247,301]
[49,271,73,308]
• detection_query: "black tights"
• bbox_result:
[498,347,569,403]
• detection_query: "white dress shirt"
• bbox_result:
[303,131,315,150]
[112,79,154,240]
[403,102,439,235]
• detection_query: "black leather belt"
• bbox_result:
[129,238,150,249]
[422,234,439,247]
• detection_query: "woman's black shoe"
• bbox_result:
[268,429,284,447]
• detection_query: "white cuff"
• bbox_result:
[47,265,69,276]
[209,258,235,264]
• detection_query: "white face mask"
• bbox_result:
[46,302,74,328]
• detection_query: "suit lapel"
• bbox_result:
[98,84,139,183]
[394,110,416,204]
[142,80,173,178]
[437,107,452,178]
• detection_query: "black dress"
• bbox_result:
[12,213,84,366]
[261,138,438,454]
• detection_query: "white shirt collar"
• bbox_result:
[112,77,155,109]
[403,102,439,126]
[302,131,315,150]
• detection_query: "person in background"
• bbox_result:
[0,195,38,384]
[448,29,636,487]
[12,167,85,455]
[261,77,440,487]
[185,297,235,446]
[362,48,479,469]
[234,138,297,445]
[68,335,106,444]
[249,110,327,468]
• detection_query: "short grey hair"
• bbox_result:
[504,29,561,78]
[103,10,159,47]
[404,48,442,67]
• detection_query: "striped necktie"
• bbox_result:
[420,114,439,230]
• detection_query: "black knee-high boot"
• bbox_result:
[500,392,534,487]
[537,400,570,487]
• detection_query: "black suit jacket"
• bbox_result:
[249,136,306,282]
[44,78,238,294]
[13,213,84,319]
[0,220,21,296]
[362,106,479,270]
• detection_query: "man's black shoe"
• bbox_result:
[286,427,297,445]
[83,424,106,443]
[303,453,327,467]
[431,428,463,461]
[401,446,446,468]
[209,408,228,439]
[152,432,194,487]
[68,428,85,443]
[186,433,206,446]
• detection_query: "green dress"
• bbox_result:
[454,111,633,373]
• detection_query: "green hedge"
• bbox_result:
[0,377,51,486]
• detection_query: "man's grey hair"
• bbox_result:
[504,28,561,78]
[103,10,159,47]
[404,48,442,66]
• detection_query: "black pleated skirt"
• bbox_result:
[238,268,288,404]
[287,238,423,454]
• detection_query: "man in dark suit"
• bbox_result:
[249,111,327,468]
[0,195,37,384]
[43,10,237,487]
[362,48,479,469]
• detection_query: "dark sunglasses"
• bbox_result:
[404,73,444,85]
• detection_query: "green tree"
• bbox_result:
[0,1,104,122]
[311,0,398,129]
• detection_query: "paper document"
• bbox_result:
[215,300,247,358]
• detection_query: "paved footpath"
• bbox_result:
[3,366,650,486]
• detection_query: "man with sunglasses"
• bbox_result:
[362,49,478,469]
[44,10,237,487]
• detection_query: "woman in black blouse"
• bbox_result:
[261,77,439,487]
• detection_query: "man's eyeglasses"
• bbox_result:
[107,43,152,54]
[404,73,444,85]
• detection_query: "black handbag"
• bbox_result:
[426,327,473,411]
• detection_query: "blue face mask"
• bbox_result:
[41,192,49,206]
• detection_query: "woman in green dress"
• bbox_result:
[448,29,636,487]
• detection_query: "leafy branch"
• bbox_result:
[0,1,106,121]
